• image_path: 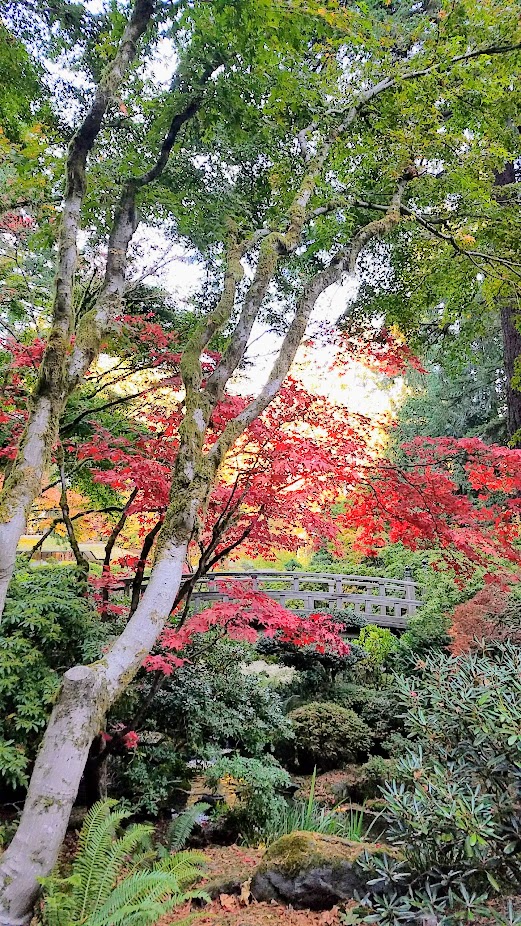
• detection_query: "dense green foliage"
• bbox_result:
[137,638,290,758]
[110,740,191,818]
[262,769,366,846]
[359,644,521,923]
[0,565,105,789]
[287,702,373,772]
[205,755,292,844]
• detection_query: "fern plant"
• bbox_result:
[37,800,208,926]
[164,802,211,853]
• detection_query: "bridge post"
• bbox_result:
[403,567,419,616]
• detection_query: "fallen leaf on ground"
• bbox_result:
[220,894,238,911]
[239,878,252,905]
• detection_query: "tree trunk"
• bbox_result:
[0,666,107,926]
[82,735,108,805]
[494,161,521,441]
[0,534,189,924]
[0,394,61,616]
[500,299,521,441]
[0,0,155,621]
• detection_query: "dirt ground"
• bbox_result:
[157,842,520,926]
[158,844,344,926]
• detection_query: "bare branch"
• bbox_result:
[57,447,89,572]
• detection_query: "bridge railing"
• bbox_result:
[119,570,421,631]
[188,570,421,631]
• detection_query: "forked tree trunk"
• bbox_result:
[0,137,408,925]
[0,536,189,925]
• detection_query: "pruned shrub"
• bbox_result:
[333,682,403,752]
[205,755,291,844]
[287,701,373,771]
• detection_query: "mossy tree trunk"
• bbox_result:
[0,2,209,620]
[0,0,156,616]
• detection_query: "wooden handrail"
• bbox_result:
[119,570,421,631]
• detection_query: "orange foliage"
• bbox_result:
[449,577,521,654]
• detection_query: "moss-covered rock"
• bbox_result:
[251,831,396,910]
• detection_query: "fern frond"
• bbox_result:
[86,871,188,926]
[166,803,210,852]
[38,893,76,926]
[158,850,207,889]
[72,801,133,917]
[38,801,206,926]
[75,800,120,857]
[89,823,154,911]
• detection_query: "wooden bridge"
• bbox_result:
[186,571,421,631]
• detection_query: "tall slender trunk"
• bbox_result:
[0,393,62,615]
[0,536,189,925]
[500,299,521,441]
[0,666,107,925]
[494,161,521,441]
[0,0,155,618]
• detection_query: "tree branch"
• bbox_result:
[100,488,138,619]
[128,517,164,618]
[211,177,409,460]
[57,447,90,572]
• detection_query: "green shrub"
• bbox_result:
[355,625,398,674]
[110,739,190,816]
[360,644,521,923]
[0,564,107,790]
[121,636,290,760]
[205,755,291,844]
[37,800,207,926]
[356,756,397,799]
[287,701,373,771]
[333,681,404,752]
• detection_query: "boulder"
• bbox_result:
[251,831,395,910]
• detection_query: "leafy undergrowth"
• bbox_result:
[156,844,342,925]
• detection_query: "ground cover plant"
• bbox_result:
[36,800,207,926]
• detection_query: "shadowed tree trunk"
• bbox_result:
[500,298,521,441]
[495,161,521,441]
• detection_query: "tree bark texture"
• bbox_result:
[500,299,521,441]
[0,0,155,617]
